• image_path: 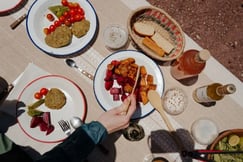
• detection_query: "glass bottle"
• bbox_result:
[192,83,236,103]
[170,49,210,80]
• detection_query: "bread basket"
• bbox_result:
[127,6,185,61]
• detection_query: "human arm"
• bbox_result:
[35,95,136,162]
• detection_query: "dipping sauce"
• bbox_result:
[162,88,187,115]
[103,24,128,49]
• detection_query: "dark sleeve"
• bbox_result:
[35,121,107,162]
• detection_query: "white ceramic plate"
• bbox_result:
[93,50,164,119]
[26,0,98,56]
[0,0,22,14]
[17,75,86,143]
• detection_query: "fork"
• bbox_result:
[58,120,71,136]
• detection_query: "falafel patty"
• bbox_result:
[45,88,66,109]
[45,25,72,48]
[71,19,90,38]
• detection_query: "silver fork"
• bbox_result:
[58,120,71,136]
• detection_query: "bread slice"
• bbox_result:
[151,32,174,54]
[142,37,165,57]
[133,22,155,37]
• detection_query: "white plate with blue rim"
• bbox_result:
[26,0,98,57]
[93,50,165,119]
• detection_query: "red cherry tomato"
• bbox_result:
[54,20,61,27]
[48,25,56,32]
[59,15,65,24]
[77,8,84,16]
[63,11,70,18]
[34,92,43,99]
[64,19,71,27]
[61,0,69,6]
[43,28,50,35]
[74,14,83,22]
[46,13,54,21]
[40,88,49,96]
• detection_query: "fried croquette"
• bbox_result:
[71,19,90,38]
[45,25,72,48]
[44,88,66,109]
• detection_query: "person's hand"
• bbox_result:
[97,94,136,134]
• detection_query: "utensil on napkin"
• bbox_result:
[10,13,27,29]
[65,59,94,80]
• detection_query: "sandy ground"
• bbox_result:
[147,0,243,82]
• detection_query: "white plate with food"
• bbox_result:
[17,75,86,143]
[26,0,98,56]
[93,50,164,119]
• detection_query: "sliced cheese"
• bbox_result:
[151,32,174,54]
[142,37,165,57]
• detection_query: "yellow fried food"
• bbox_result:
[71,19,90,38]
[45,25,72,48]
[45,88,66,109]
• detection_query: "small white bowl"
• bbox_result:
[162,88,187,115]
[191,118,219,145]
[103,24,128,49]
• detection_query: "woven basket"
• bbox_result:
[127,6,185,61]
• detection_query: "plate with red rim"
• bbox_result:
[17,75,86,143]
[93,50,165,119]
[26,0,98,56]
[0,0,25,16]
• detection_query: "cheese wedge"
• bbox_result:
[142,37,165,57]
[151,32,174,54]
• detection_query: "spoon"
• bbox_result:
[65,59,94,80]
[70,116,84,129]
[147,90,175,132]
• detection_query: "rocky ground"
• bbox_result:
[147,0,243,82]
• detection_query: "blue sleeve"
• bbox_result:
[35,121,108,162]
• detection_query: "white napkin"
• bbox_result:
[1,63,49,116]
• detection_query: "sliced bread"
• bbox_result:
[133,22,155,37]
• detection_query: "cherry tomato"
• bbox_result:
[54,20,61,27]
[46,13,54,21]
[40,88,49,96]
[34,92,43,99]
[61,0,68,6]
[69,9,76,17]
[63,11,70,18]
[64,19,71,27]
[77,8,84,16]
[48,25,56,32]
[59,15,65,24]
[70,16,75,23]
[74,14,83,22]
[43,28,50,35]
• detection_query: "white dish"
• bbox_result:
[162,88,187,115]
[26,0,98,56]
[0,0,22,14]
[93,50,165,119]
[191,118,218,145]
[17,75,86,143]
[103,24,128,49]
